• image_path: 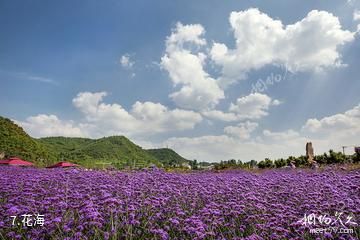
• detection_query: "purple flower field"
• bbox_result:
[0,167,359,240]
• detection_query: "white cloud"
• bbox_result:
[72,91,108,116]
[72,92,138,135]
[15,114,84,138]
[229,93,280,119]
[354,10,360,32]
[120,54,135,69]
[298,104,360,154]
[263,129,299,141]
[347,0,358,6]
[161,22,224,110]
[165,22,207,52]
[224,121,258,139]
[302,104,360,133]
[18,92,203,139]
[354,10,360,21]
[27,76,58,85]
[72,92,202,137]
[211,8,355,87]
[0,70,59,85]
[202,93,280,122]
[201,110,239,122]
[272,99,282,106]
[131,101,203,132]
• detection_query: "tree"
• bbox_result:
[258,158,274,169]
[327,150,346,164]
[228,159,237,166]
[191,159,198,170]
[295,155,308,166]
[248,160,257,168]
[274,158,287,168]
[353,151,360,163]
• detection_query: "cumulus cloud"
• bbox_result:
[211,8,355,87]
[72,91,108,116]
[160,9,354,108]
[165,22,207,52]
[120,54,134,69]
[302,104,360,134]
[229,93,280,119]
[202,93,280,121]
[72,92,202,137]
[131,101,203,132]
[72,92,139,135]
[15,114,84,138]
[224,121,258,140]
[18,92,203,139]
[161,22,224,110]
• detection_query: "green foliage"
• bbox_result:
[198,161,213,167]
[353,152,360,163]
[190,159,198,170]
[258,158,274,169]
[314,150,348,164]
[37,137,93,155]
[246,160,258,168]
[214,159,255,170]
[267,150,349,169]
[274,158,287,168]
[294,155,308,166]
[146,148,189,167]
[0,116,56,166]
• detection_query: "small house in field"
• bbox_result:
[0,157,34,166]
[46,161,79,168]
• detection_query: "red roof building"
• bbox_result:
[0,157,34,166]
[46,161,79,168]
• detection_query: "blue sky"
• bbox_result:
[1,0,360,162]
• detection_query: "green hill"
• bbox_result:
[38,136,160,169]
[146,148,190,167]
[0,115,189,169]
[0,116,56,166]
[37,137,93,156]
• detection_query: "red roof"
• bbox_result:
[46,161,79,168]
[0,157,34,166]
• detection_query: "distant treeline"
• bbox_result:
[212,150,360,170]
